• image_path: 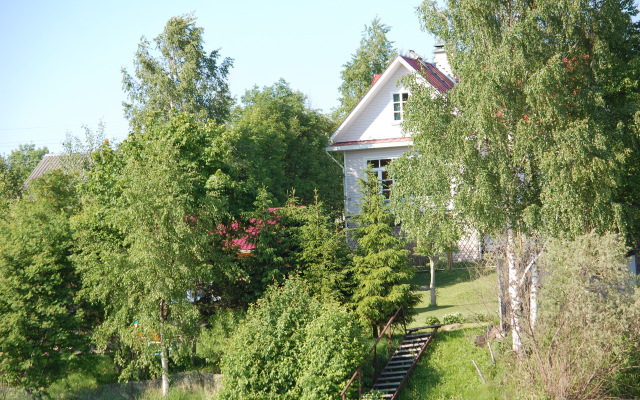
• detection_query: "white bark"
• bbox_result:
[429,256,437,307]
[506,227,523,355]
[160,300,169,397]
[529,259,539,331]
[161,340,169,396]
[496,258,506,334]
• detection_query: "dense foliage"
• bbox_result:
[351,168,418,335]
[0,144,49,199]
[122,14,234,131]
[0,172,85,399]
[518,233,640,398]
[218,278,366,400]
[227,80,342,210]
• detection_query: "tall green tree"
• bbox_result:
[0,171,84,399]
[334,17,396,120]
[395,0,640,353]
[351,168,418,336]
[228,80,342,210]
[76,128,228,396]
[122,14,234,131]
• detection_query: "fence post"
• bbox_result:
[387,326,392,358]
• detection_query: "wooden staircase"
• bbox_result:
[340,308,441,400]
[370,326,440,399]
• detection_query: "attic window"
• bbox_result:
[393,92,409,121]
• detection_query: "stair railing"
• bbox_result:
[340,307,406,400]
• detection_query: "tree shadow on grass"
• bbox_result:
[412,268,478,290]
[413,304,454,315]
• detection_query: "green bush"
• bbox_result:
[442,313,464,324]
[217,278,367,399]
[362,390,385,400]
[424,315,441,325]
[517,233,640,399]
[197,309,244,372]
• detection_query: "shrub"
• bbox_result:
[517,233,640,399]
[425,315,441,325]
[362,390,385,400]
[218,278,367,399]
[442,313,464,325]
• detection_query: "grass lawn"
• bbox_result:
[409,268,499,327]
[397,267,513,400]
[398,327,513,400]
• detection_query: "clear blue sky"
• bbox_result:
[0,0,437,156]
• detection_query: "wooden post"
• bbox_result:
[387,326,392,358]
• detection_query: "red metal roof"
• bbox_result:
[400,56,455,93]
[330,137,411,147]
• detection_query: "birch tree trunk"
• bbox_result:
[529,259,539,331]
[161,331,170,396]
[506,227,523,355]
[160,300,169,397]
[429,256,437,307]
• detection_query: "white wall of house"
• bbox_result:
[337,67,412,143]
[343,146,410,215]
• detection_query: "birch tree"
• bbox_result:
[122,14,233,131]
[76,122,229,396]
[396,0,640,354]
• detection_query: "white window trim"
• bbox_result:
[366,158,396,199]
[392,92,409,122]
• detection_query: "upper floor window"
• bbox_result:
[367,158,394,199]
[393,92,409,121]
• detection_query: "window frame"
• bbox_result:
[392,92,409,121]
[366,158,395,199]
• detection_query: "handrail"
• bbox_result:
[387,325,440,400]
[341,307,406,400]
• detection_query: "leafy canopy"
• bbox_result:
[396,0,640,241]
[122,14,234,131]
[334,17,396,120]
[0,171,84,398]
[219,278,366,400]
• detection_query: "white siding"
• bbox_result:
[343,146,410,216]
[339,67,412,143]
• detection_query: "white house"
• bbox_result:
[326,48,455,217]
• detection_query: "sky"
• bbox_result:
[0,0,438,156]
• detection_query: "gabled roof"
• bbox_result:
[328,54,455,150]
[24,154,64,186]
[24,153,91,187]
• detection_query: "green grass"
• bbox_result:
[396,268,513,399]
[409,268,499,327]
[398,327,512,400]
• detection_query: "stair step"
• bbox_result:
[382,366,411,373]
[377,373,406,381]
[374,381,402,388]
[372,387,396,393]
[405,332,432,340]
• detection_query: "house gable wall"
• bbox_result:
[337,67,412,144]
